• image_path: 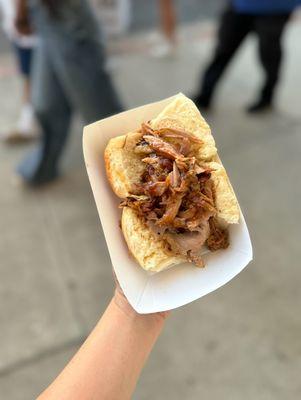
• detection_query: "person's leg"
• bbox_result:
[17,42,72,185]
[195,6,252,108]
[46,1,122,123]
[17,0,121,185]
[57,40,122,124]
[2,45,36,142]
[23,76,31,104]
[150,0,177,57]
[16,46,32,102]
[16,47,37,138]
[248,13,291,112]
[158,0,176,44]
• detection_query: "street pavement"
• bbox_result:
[0,17,301,400]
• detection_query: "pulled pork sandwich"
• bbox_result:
[105,94,240,272]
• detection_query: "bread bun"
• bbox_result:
[122,207,185,272]
[105,94,240,272]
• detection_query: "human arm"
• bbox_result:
[38,286,169,400]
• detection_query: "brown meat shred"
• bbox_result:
[165,221,210,268]
[157,127,203,143]
[143,135,184,160]
[170,162,181,188]
[206,218,229,251]
[141,122,157,136]
[157,192,185,226]
[120,124,230,267]
[143,181,167,197]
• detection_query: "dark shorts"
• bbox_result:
[14,45,33,77]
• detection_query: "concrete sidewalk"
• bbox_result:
[0,19,301,400]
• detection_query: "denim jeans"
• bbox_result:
[18,0,122,184]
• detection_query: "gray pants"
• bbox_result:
[18,0,122,184]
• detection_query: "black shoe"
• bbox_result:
[246,99,272,114]
[192,94,211,110]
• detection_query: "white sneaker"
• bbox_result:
[17,103,38,138]
[149,38,177,58]
[1,104,39,143]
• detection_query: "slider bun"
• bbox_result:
[207,161,240,225]
[122,207,185,272]
[105,94,240,272]
[151,93,217,161]
[104,132,144,198]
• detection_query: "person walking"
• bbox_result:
[15,0,122,186]
[194,0,300,113]
[0,0,37,142]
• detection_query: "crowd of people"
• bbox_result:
[0,1,300,398]
[0,0,178,186]
[1,0,298,188]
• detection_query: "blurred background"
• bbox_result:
[0,1,300,399]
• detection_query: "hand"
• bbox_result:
[113,270,170,321]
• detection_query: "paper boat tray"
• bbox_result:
[83,95,253,313]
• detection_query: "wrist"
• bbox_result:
[112,290,170,324]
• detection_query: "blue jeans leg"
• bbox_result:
[18,0,122,185]
[50,36,123,124]
[17,43,72,185]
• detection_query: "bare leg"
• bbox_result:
[158,0,177,44]
[1,46,37,142]
[23,77,31,104]
[15,75,36,138]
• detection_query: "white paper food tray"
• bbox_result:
[83,94,253,314]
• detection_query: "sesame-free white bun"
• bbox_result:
[105,94,240,272]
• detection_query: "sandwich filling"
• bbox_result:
[120,123,229,267]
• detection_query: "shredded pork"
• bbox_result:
[120,123,229,267]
